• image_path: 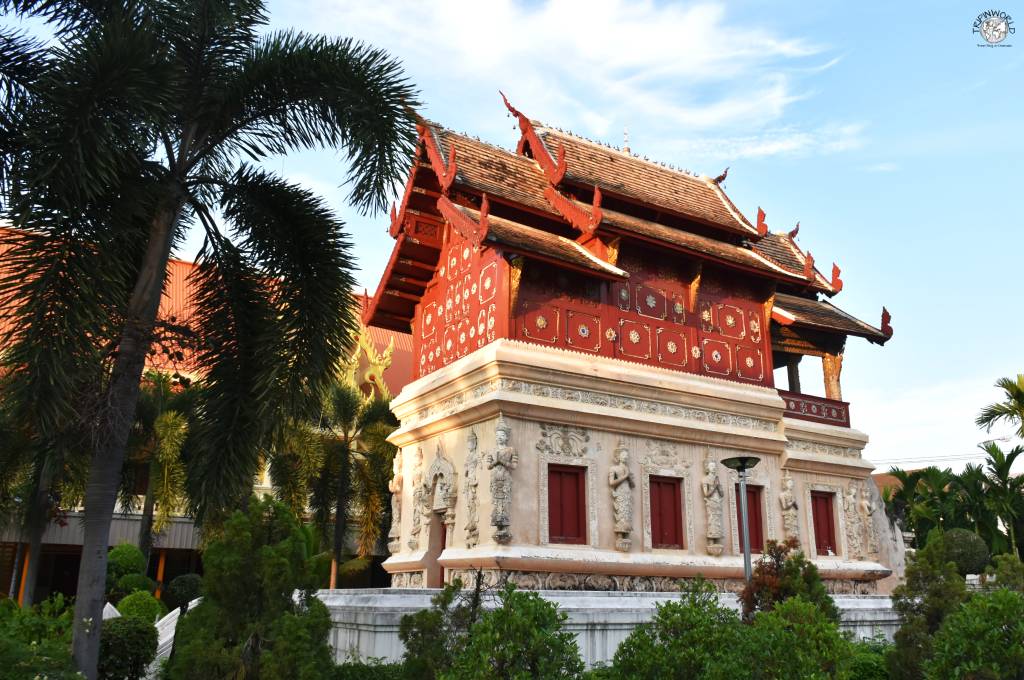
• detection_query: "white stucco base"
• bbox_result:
[318,588,898,668]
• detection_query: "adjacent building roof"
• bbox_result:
[774,293,889,343]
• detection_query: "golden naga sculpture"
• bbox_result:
[341,322,395,400]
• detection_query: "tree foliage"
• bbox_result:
[739,537,839,623]
[97,616,158,680]
[925,588,1024,680]
[166,496,335,680]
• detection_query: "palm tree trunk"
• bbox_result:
[331,442,350,586]
[19,473,52,608]
[137,463,156,568]
[71,193,184,679]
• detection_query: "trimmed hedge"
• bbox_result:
[98,616,158,680]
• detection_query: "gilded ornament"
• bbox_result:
[471,282,478,294]
[711,350,722,362]
[484,277,492,290]
[666,340,678,354]
[425,312,432,326]
[619,288,629,301]
[605,328,617,341]
[750,319,760,332]
[725,314,736,327]
[673,301,684,315]
[701,309,712,322]
[459,332,466,344]
[487,316,495,329]
[645,294,656,309]
[691,346,701,359]
[578,324,590,338]
[744,357,754,368]
[536,315,548,330]
[629,329,640,344]
[463,246,470,259]
[445,338,453,351]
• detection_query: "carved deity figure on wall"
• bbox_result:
[463,430,480,548]
[702,457,725,556]
[407,447,425,551]
[844,482,864,559]
[387,448,404,553]
[859,483,880,555]
[608,442,635,552]
[486,415,518,544]
[779,473,799,541]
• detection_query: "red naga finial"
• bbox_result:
[831,262,843,293]
[756,207,768,236]
[788,221,800,240]
[419,124,457,194]
[803,250,815,281]
[544,185,602,236]
[881,307,893,336]
[388,203,401,238]
[436,194,489,250]
[500,90,567,185]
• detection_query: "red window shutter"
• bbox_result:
[735,484,765,553]
[811,491,837,555]
[549,465,586,544]
[650,476,684,548]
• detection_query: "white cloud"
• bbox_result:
[290,0,858,156]
[664,122,865,160]
[864,162,899,172]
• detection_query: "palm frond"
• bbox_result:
[151,410,188,532]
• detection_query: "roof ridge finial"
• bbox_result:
[623,126,630,154]
[788,221,800,240]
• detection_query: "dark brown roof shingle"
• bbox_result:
[774,292,888,343]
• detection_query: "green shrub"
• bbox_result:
[399,576,484,679]
[443,583,583,680]
[848,635,892,680]
[165,573,203,610]
[925,588,1024,680]
[608,578,743,679]
[743,597,852,679]
[985,553,1024,591]
[740,537,839,623]
[942,528,989,576]
[98,616,158,680]
[118,590,164,623]
[332,660,403,680]
[166,497,335,680]
[0,595,78,680]
[114,572,157,602]
[887,530,968,680]
[108,543,147,582]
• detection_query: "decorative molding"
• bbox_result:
[424,442,458,542]
[779,471,799,541]
[420,124,457,194]
[756,207,768,237]
[391,571,425,589]
[508,256,524,311]
[608,441,635,552]
[406,377,780,435]
[831,263,844,293]
[486,415,518,544]
[544,185,603,236]
[786,438,862,460]
[501,91,567,185]
[779,391,850,428]
[437,195,488,250]
[463,430,480,548]
[881,307,893,337]
[537,427,599,548]
[641,440,694,553]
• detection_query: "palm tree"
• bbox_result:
[981,442,1024,556]
[976,374,1024,438]
[0,2,417,675]
[119,371,192,567]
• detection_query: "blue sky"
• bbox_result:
[13,0,1015,471]
[246,0,1024,473]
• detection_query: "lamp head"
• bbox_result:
[720,456,761,472]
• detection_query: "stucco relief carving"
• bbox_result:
[408,376,778,434]
[391,571,424,589]
[702,457,725,556]
[536,422,590,457]
[787,438,862,459]
[608,442,635,552]
[803,482,845,557]
[536,425,599,547]
[425,443,458,544]
[779,472,800,541]
[640,440,694,553]
[387,448,403,554]
[860,487,880,556]
[407,447,425,551]
[844,482,865,559]
[463,430,480,548]
[726,464,775,555]
[487,415,518,544]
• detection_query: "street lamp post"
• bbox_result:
[721,456,761,583]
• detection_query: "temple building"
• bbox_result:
[366,97,903,594]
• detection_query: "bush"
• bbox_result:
[887,530,968,680]
[165,573,203,610]
[118,590,164,623]
[743,597,852,679]
[332,660,403,680]
[942,528,989,576]
[108,543,148,585]
[113,572,157,603]
[925,588,1024,679]
[740,537,839,623]
[0,595,78,680]
[848,635,891,680]
[166,497,335,680]
[608,579,743,679]
[399,577,484,679]
[444,584,584,680]
[985,553,1024,591]
[98,616,158,680]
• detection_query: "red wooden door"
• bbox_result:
[650,476,684,548]
[811,491,837,555]
[735,484,764,553]
[548,465,587,544]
